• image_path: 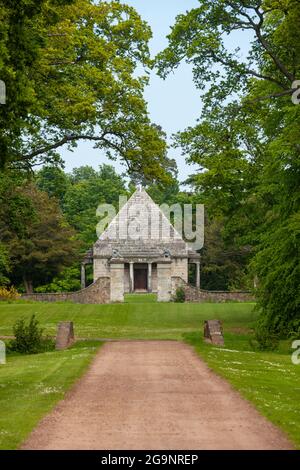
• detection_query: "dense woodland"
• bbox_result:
[0,0,299,342]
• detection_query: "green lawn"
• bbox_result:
[125,293,158,303]
[0,298,256,340]
[185,332,300,449]
[0,298,299,449]
[0,341,101,450]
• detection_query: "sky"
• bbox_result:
[60,0,251,183]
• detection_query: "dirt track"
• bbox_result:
[22,341,292,450]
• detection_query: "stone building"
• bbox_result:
[81,188,201,302]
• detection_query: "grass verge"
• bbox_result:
[0,341,101,450]
[0,300,256,340]
[185,332,300,449]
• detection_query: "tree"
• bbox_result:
[0,242,10,285]
[0,176,79,293]
[63,164,128,248]
[36,165,70,205]
[0,0,170,183]
[157,0,300,337]
[0,0,74,169]
[156,0,299,110]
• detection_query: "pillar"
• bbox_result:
[196,261,201,289]
[81,263,86,290]
[129,262,134,293]
[110,263,125,302]
[157,263,172,302]
[147,263,152,292]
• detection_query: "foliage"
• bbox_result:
[200,218,252,291]
[157,0,299,109]
[157,0,300,336]
[63,164,128,247]
[0,286,20,301]
[174,286,186,303]
[0,173,80,293]
[35,266,81,293]
[0,243,10,285]
[251,214,300,338]
[8,315,54,354]
[0,0,170,183]
[250,321,280,351]
[0,0,74,170]
[36,166,70,205]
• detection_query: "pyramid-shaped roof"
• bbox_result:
[93,188,190,259]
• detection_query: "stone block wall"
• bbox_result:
[94,258,110,280]
[171,258,188,283]
[21,277,110,304]
[172,277,254,303]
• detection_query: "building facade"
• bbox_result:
[82,188,200,302]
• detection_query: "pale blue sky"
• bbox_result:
[60,0,251,182]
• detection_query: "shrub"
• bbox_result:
[250,320,279,351]
[174,286,186,303]
[0,286,20,301]
[8,315,55,354]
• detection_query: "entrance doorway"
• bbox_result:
[134,266,148,291]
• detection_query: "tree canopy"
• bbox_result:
[157,0,300,338]
[0,0,171,183]
[0,172,79,293]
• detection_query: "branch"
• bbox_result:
[227,1,294,82]
[19,132,135,172]
[215,54,287,89]
[243,88,295,105]
[23,133,114,161]
[254,28,294,82]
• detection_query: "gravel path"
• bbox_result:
[22,341,292,450]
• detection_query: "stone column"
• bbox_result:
[129,262,134,293]
[110,263,125,302]
[147,263,152,292]
[157,263,172,302]
[196,261,201,289]
[81,263,86,290]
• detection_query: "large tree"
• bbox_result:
[0,0,74,168]
[157,0,300,338]
[157,0,299,108]
[0,174,79,292]
[0,0,171,183]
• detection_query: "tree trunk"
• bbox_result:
[23,276,33,294]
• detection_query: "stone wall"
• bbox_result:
[21,277,110,304]
[172,277,254,303]
[94,258,110,280]
[171,258,188,283]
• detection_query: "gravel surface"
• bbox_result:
[21,341,292,450]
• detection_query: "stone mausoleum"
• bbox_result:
[81,188,201,302]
